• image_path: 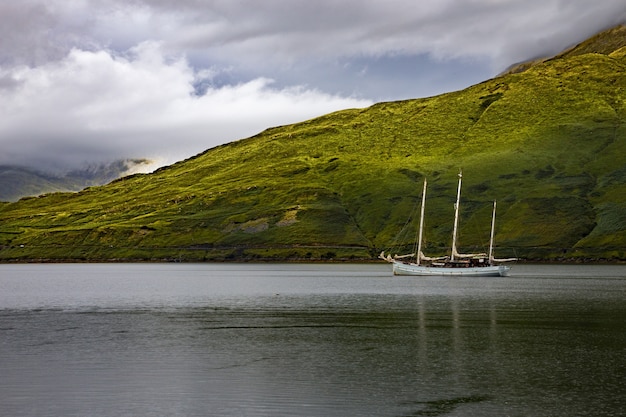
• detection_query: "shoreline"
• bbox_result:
[1,258,625,265]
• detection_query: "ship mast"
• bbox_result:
[488,200,497,263]
[450,170,462,261]
[416,178,427,265]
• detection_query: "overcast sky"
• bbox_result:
[1,0,625,173]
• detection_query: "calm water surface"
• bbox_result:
[1,263,625,416]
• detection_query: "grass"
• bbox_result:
[3,27,626,261]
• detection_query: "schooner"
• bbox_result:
[380,171,515,276]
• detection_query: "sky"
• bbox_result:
[1,0,625,173]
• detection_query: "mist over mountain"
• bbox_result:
[502,24,626,75]
[0,159,154,202]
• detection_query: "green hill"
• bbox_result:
[2,26,626,262]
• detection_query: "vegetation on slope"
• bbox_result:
[2,27,626,262]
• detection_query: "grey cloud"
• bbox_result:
[3,1,625,69]
[113,0,626,70]
[0,1,96,66]
[0,74,22,91]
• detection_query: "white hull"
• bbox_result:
[392,261,510,277]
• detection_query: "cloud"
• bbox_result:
[6,1,625,72]
[80,0,626,70]
[0,42,371,172]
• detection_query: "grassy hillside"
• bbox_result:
[2,27,626,262]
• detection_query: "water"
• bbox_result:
[1,263,625,416]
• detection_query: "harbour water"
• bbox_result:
[1,263,625,416]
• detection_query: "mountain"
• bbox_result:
[2,25,626,262]
[0,159,154,202]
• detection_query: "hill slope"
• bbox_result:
[2,26,626,262]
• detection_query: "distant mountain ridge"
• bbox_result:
[0,159,154,202]
[2,25,626,262]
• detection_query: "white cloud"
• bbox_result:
[0,42,371,171]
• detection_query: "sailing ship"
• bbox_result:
[380,171,515,276]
